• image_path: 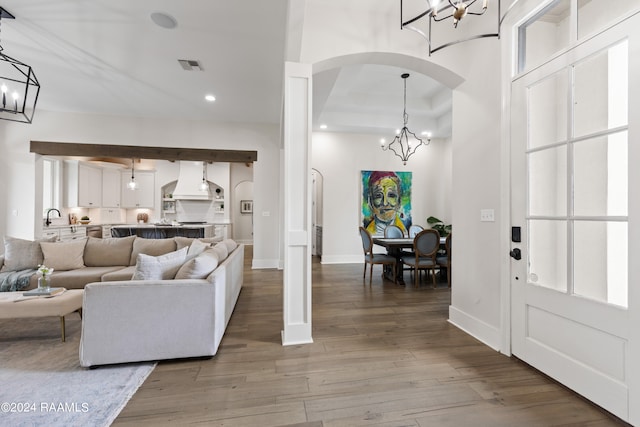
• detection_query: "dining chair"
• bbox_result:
[401,229,440,288]
[408,224,424,238]
[384,225,404,238]
[436,233,451,287]
[359,227,397,285]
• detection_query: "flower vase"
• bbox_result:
[38,276,50,292]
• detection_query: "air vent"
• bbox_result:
[178,59,203,71]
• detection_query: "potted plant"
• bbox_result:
[427,216,451,237]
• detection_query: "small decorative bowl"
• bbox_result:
[78,220,91,224]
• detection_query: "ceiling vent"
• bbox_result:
[178,59,203,71]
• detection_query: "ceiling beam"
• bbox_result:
[30,141,258,163]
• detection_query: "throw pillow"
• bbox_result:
[174,236,220,251]
[84,235,135,267]
[211,242,229,262]
[1,235,58,272]
[187,239,210,259]
[129,237,177,266]
[131,247,188,280]
[175,249,219,280]
[40,238,87,271]
[222,239,238,254]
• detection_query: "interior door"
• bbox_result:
[510,17,636,421]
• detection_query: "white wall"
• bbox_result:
[312,131,451,264]
[0,110,281,268]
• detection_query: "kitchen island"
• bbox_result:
[110,224,215,239]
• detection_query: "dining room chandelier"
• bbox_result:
[0,7,40,123]
[400,0,502,56]
[380,73,431,166]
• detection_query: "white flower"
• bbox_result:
[37,264,54,276]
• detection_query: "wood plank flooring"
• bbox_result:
[114,247,627,426]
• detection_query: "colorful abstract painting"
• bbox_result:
[361,170,412,236]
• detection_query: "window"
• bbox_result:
[42,158,61,216]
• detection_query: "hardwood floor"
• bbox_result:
[114,246,627,426]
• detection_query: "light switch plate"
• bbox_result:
[480,209,495,222]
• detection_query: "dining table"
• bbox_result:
[373,236,447,285]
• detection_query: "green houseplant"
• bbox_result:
[427,216,451,237]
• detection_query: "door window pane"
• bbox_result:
[528,71,568,148]
[573,132,628,217]
[518,0,571,72]
[529,146,567,217]
[573,40,628,138]
[574,221,627,307]
[578,0,640,39]
[528,219,567,292]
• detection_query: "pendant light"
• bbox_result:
[199,161,209,192]
[127,158,138,190]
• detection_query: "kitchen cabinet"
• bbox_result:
[59,226,87,241]
[121,171,155,208]
[64,161,103,208]
[102,168,121,207]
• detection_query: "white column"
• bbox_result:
[282,61,313,346]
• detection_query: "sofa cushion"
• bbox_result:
[84,236,135,267]
[130,238,177,266]
[174,236,220,251]
[27,266,126,290]
[40,238,87,271]
[101,266,136,282]
[211,242,228,262]
[175,248,219,280]
[132,247,188,280]
[1,236,57,272]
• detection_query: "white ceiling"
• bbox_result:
[0,0,452,137]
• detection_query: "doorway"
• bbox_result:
[509,13,637,421]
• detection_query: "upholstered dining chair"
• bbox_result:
[436,234,451,287]
[384,225,404,238]
[359,227,397,285]
[408,224,424,238]
[401,229,440,288]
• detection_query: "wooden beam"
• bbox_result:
[30,141,258,163]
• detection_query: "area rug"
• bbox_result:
[0,315,155,427]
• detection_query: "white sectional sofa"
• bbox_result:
[79,239,243,367]
[0,234,244,367]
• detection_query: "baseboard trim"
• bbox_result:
[448,305,501,352]
[320,254,362,264]
[252,258,280,269]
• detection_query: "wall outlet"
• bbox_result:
[480,209,495,222]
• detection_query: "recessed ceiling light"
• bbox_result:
[320,124,327,129]
[205,94,216,102]
[150,12,178,29]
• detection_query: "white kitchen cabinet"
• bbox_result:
[59,226,87,241]
[64,161,102,208]
[121,171,155,208]
[102,168,121,207]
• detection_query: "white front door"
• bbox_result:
[510,14,639,421]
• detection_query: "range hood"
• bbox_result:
[172,161,211,200]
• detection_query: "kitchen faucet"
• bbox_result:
[45,208,61,226]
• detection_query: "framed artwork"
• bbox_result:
[361,170,412,237]
[240,200,253,214]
